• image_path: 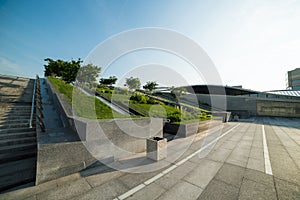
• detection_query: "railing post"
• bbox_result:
[29,76,37,128]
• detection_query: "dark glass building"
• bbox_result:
[287,68,300,90]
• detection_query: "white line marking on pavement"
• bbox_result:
[192,123,241,156]
[262,125,273,175]
[144,173,164,185]
[116,123,241,199]
[118,184,146,200]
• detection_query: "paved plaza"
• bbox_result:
[1,117,300,200]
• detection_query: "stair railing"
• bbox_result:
[29,75,45,132]
[29,76,37,129]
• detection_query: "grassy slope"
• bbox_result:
[48,77,129,119]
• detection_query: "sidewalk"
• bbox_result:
[1,117,300,200]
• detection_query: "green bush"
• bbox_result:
[167,111,182,123]
[200,112,208,120]
[130,92,149,104]
[146,98,164,105]
[97,86,113,94]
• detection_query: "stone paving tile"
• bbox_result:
[197,179,239,200]
[157,180,203,200]
[238,178,277,200]
[118,171,160,189]
[85,170,124,188]
[165,160,197,180]
[23,195,37,200]
[220,140,238,150]
[206,148,232,163]
[267,135,300,185]
[285,148,300,169]
[36,178,91,200]
[274,178,300,200]
[72,179,129,200]
[184,159,222,189]
[225,156,248,168]
[126,183,166,200]
[246,157,264,172]
[214,163,245,188]
[154,176,179,190]
[248,147,263,160]
[0,173,80,200]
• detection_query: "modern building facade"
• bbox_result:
[286,68,300,90]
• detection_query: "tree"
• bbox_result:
[44,58,64,77]
[61,59,81,83]
[99,76,118,86]
[143,81,158,92]
[44,58,82,83]
[124,77,141,91]
[77,64,101,84]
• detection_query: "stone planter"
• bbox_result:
[163,122,199,137]
[146,137,167,161]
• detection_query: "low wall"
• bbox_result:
[36,141,98,184]
[183,93,300,118]
[45,78,75,128]
[36,79,163,184]
[164,120,212,137]
[164,122,198,137]
[257,100,300,117]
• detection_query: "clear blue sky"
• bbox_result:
[1,0,300,91]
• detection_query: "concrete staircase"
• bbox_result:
[0,75,37,192]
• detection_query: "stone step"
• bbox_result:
[0,157,36,177]
[0,115,32,120]
[0,143,36,154]
[0,110,31,115]
[0,132,35,140]
[0,167,35,193]
[0,137,36,147]
[0,106,32,110]
[0,127,34,134]
[0,112,31,117]
[0,119,30,125]
[0,148,36,163]
[0,122,30,129]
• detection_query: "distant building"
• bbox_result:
[286,68,300,90]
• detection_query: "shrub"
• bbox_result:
[130,92,149,104]
[167,110,182,123]
[97,86,113,94]
[200,112,208,120]
[146,98,164,105]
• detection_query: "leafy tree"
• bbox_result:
[143,81,158,92]
[44,58,82,83]
[77,64,101,84]
[99,76,118,86]
[61,59,81,83]
[44,58,64,77]
[124,77,141,91]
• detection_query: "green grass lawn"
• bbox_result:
[48,77,129,119]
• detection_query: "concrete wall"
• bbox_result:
[257,100,300,117]
[183,93,300,118]
[183,94,257,118]
[45,78,75,128]
[36,142,97,184]
[36,79,163,184]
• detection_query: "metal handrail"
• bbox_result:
[29,75,37,128]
